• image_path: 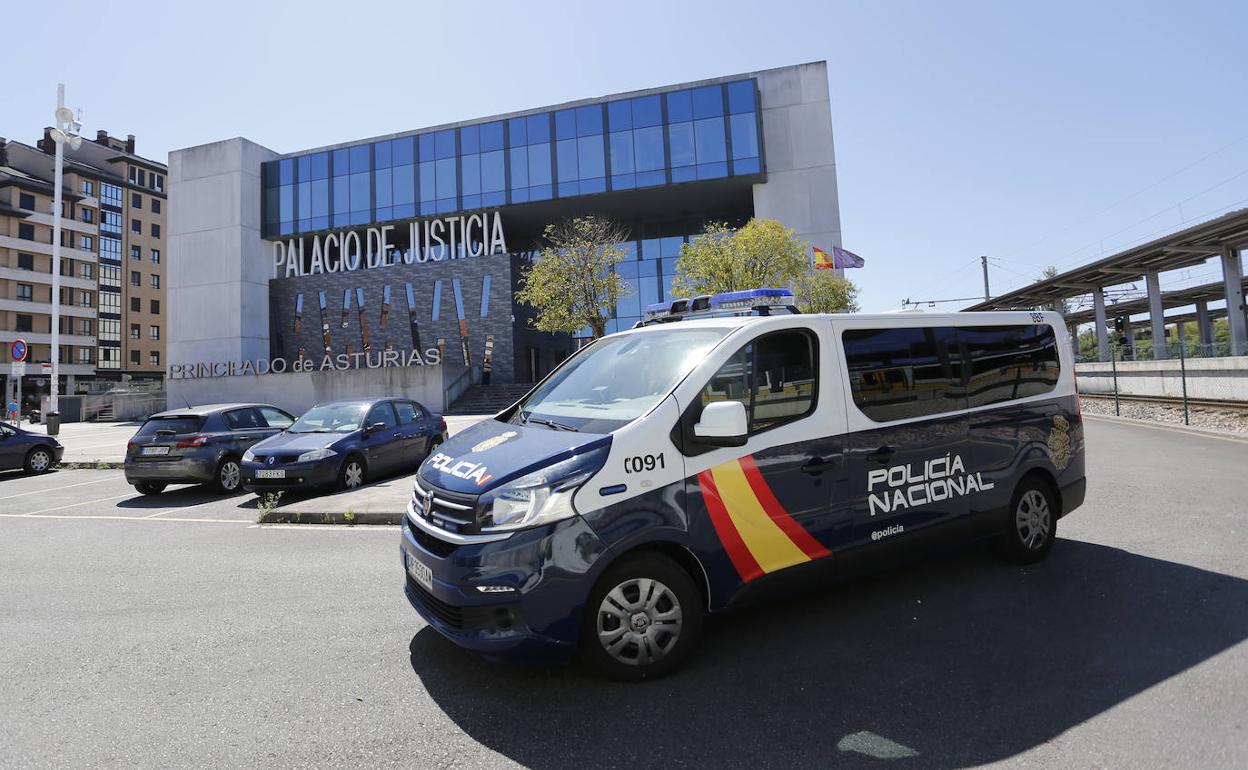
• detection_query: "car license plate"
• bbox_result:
[255,469,286,479]
[407,552,433,591]
[141,446,170,456]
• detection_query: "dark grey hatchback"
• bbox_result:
[125,404,295,495]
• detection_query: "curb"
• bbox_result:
[1082,412,1248,442]
[60,461,124,470]
[255,510,404,526]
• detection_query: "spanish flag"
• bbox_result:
[814,245,865,269]
[813,246,835,270]
[698,455,831,582]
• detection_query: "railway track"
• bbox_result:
[1080,393,1248,412]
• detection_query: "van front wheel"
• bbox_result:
[999,479,1057,563]
[580,553,704,681]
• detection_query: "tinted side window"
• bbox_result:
[698,329,817,434]
[224,408,264,430]
[961,325,1060,407]
[258,407,294,429]
[367,403,398,429]
[394,402,418,424]
[843,327,963,422]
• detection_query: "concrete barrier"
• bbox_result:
[167,363,456,416]
[1076,355,1248,402]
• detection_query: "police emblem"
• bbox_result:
[471,431,518,454]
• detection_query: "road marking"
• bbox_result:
[22,493,137,515]
[0,475,117,500]
[0,513,250,523]
[1084,413,1248,444]
[249,523,398,531]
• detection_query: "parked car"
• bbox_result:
[125,404,296,495]
[241,398,446,494]
[0,422,62,474]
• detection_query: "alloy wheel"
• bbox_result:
[1015,489,1052,550]
[344,461,364,489]
[220,460,241,491]
[29,450,50,472]
[596,577,684,666]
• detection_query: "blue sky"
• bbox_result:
[6,0,1246,312]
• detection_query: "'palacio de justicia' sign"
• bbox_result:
[271,210,508,279]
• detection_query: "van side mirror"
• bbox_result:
[693,401,748,447]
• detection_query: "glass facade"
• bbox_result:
[262,79,763,238]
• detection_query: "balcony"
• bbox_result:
[0,330,97,347]
[24,210,97,236]
[0,265,96,291]
[0,234,97,262]
[0,298,96,318]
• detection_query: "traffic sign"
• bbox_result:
[10,339,28,363]
[40,363,52,374]
[10,361,26,377]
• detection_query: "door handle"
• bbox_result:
[867,446,896,464]
[801,457,838,475]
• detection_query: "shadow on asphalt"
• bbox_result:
[407,540,1248,768]
[113,484,246,509]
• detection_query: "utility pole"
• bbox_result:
[980,255,991,302]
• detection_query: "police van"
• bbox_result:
[402,289,1085,679]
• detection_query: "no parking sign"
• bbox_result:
[10,339,28,363]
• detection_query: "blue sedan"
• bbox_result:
[0,422,63,474]
[241,398,446,493]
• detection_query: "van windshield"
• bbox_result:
[513,328,728,434]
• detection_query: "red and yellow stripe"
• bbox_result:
[698,456,831,582]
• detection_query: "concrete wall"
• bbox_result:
[168,138,278,367]
[167,362,453,418]
[752,61,843,273]
[1076,356,1248,401]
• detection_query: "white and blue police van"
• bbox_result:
[402,289,1086,679]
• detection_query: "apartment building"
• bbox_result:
[0,131,166,409]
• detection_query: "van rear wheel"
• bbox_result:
[580,553,703,681]
[999,479,1057,563]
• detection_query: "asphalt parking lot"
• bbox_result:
[1,415,1246,768]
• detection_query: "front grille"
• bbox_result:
[407,516,456,557]
[253,453,302,465]
[407,577,464,629]
[412,476,481,534]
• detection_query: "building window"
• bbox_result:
[98,347,120,370]
[130,245,141,260]
[151,223,160,238]
[130,350,140,365]
[131,192,142,209]
[101,183,123,208]
[15,314,32,332]
[150,248,160,264]
[607,94,667,191]
[60,231,75,249]
[81,208,94,224]
[150,274,160,289]
[149,351,160,366]
[99,291,120,314]
[99,264,119,288]
[79,290,92,307]
[98,318,120,340]
[153,174,164,192]
[16,284,33,301]
[131,218,142,234]
[149,325,160,340]
[78,348,92,364]
[101,210,122,235]
[79,263,93,280]
[130,271,141,286]
[506,113,554,204]
[150,299,160,314]
[151,199,161,214]
[81,235,94,251]
[130,297,141,312]
[81,180,95,196]
[17,253,34,271]
[78,319,91,336]
[18,223,35,241]
[129,324,140,339]
[19,193,35,210]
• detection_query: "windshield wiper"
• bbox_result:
[526,416,578,432]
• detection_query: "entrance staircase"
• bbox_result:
[444,384,533,415]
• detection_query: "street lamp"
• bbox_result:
[49,83,83,418]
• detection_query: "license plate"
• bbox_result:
[255,469,286,479]
[141,446,170,456]
[407,552,433,591]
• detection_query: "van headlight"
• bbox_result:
[481,468,595,532]
[297,448,338,463]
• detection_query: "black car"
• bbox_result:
[242,398,446,493]
[125,404,296,495]
[0,422,63,473]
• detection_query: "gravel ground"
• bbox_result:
[1080,396,1248,433]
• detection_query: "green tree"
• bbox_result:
[673,218,809,296]
[1037,265,1070,316]
[514,216,630,339]
[793,271,860,313]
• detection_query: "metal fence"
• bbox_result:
[1082,346,1246,426]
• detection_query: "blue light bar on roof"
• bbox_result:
[709,288,795,309]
